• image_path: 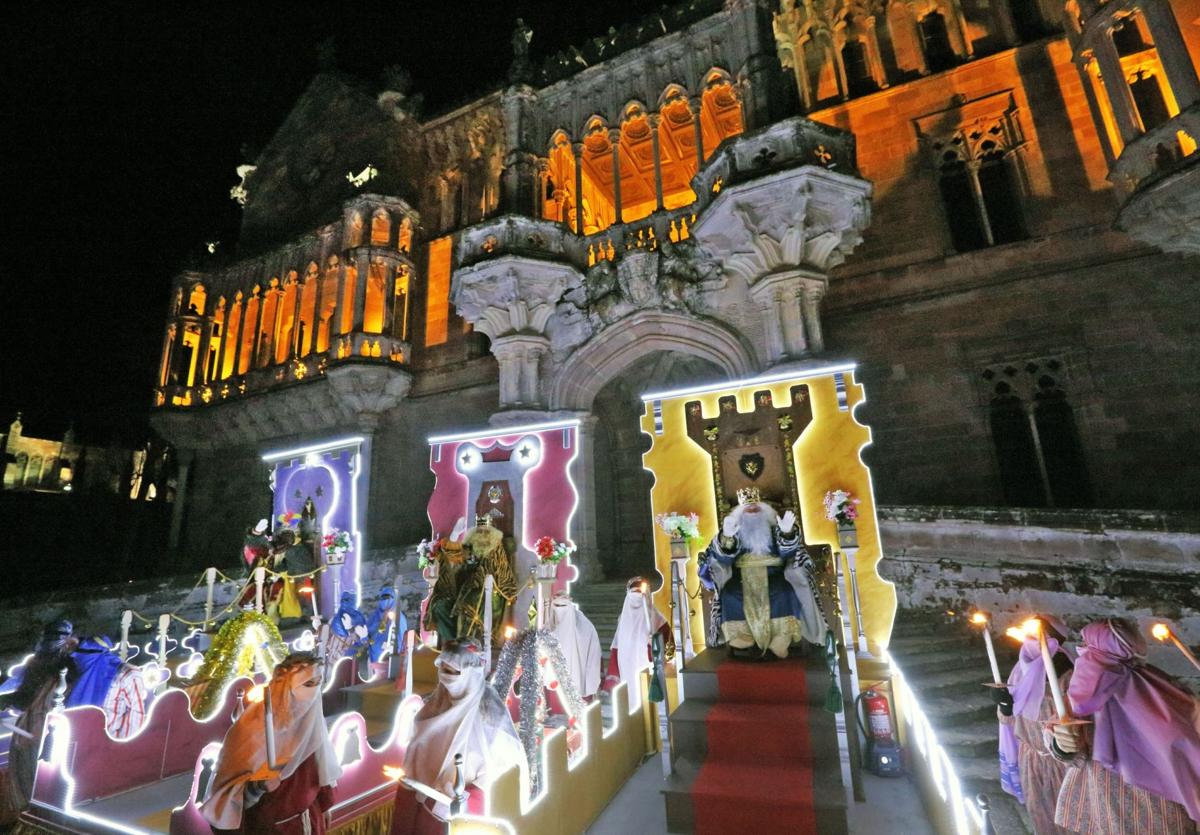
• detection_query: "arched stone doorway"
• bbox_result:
[590,351,726,579]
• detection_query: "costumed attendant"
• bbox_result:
[243,519,271,567]
[0,620,76,825]
[202,652,341,835]
[68,636,148,739]
[994,615,1074,834]
[390,641,522,834]
[366,586,404,678]
[1052,619,1200,834]
[547,591,601,699]
[603,579,674,706]
[700,487,825,658]
[321,592,368,669]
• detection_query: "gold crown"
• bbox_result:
[474,513,494,527]
[736,487,761,506]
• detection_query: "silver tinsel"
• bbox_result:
[489,627,585,798]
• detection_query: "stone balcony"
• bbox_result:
[1112,101,1200,255]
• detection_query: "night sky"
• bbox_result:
[1,0,653,446]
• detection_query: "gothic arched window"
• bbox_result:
[920,12,957,73]
[934,142,1027,252]
[989,382,1046,506]
[842,40,876,97]
[1129,71,1171,132]
[1033,376,1092,507]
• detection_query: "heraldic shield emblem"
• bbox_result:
[738,452,765,480]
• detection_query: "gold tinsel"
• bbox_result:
[186,611,287,719]
[328,799,394,835]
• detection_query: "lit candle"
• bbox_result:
[1025,618,1068,719]
[263,685,278,770]
[1152,623,1200,673]
[971,613,1002,683]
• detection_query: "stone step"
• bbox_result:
[894,646,1017,677]
[937,723,1000,760]
[905,664,998,694]
[888,632,976,656]
[917,689,997,728]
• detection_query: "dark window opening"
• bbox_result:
[939,158,989,252]
[990,383,1046,507]
[920,12,957,73]
[1129,71,1171,131]
[1009,0,1050,42]
[978,152,1027,245]
[842,41,876,97]
[1033,378,1092,507]
[1111,19,1148,57]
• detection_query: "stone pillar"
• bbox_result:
[289,278,305,359]
[571,413,604,583]
[689,97,706,169]
[490,334,549,408]
[197,313,215,383]
[352,251,370,333]
[748,271,828,364]
[649,113,665,211]
[572,142,586,235]
[608,128,624,224]
[252,287,269,368]
[1093,37,1144,142]
[333,260,348,337]
[168,449,194,554]
[1139,0,1200,109]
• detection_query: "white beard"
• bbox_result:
[736,504,777,555]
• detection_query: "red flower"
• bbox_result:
[534,536,555,559]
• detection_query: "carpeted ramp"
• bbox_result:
[663,648,846,834]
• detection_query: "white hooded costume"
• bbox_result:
[546,595,602,699]
[402,642,522,811]
[604,586,670,707]
[202,654,341,831]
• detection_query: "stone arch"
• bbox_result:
[548,310,758,411]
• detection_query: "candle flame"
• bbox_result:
[298,586,313,596]
[503,626,517,639]
[383,764,405,782]
[246,684,266,703]
[1020,618,1042,637]
[1004,627,1027,643]
[388,611,396,621]
[970,612,988,625]
[640,582,649,594]
[1152,623,1171,642]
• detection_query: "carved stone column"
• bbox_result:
[649,113,665,211]
[608,128,624,223]
[748,271,827,363]
[450,253,584,411]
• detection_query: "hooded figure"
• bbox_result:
[602,580,674,707]
[367,586,404,664]
[67,636,148,739]
[243,519,271,568]
[0,620,77,824]
[323,592,368,667]
[1053,619,1200,831]
[202,652,341,834]
[546,593,601,699]
[994,615,1073,834]
[394,641,522,825]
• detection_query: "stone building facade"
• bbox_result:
[150,0,1200,588]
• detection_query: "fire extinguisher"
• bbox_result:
[855,686,903,776]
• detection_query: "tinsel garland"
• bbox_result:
[328,799,393,835]
[186,611,287,719]
[490,628,585,797]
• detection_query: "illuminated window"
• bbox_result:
[370,209,390,246]
[363,259,388,334]
[424,236,452,347]
[347,212,364,247]
[257,281,280,368]
[187,284,207,316]
[397,217,413,253]
[237,290,259,374]
[317,258,339,352]
[297,264,318,356]
[392,265,411,341]
[274,274,298,364]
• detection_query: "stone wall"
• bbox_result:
[878,504,1200,677]
[0,547,429,663]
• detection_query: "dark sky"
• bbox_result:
[0,0,654,445]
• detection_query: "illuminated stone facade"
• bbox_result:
[152,0,1200,581]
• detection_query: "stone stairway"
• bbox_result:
[887,608,1032,835]
[570,580,629,650]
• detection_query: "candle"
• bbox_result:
[263,685,278,770]
[405,630,414,697]
[1026,618,1068,719]
[1152,623,1200,673]
[971,613,1002,683]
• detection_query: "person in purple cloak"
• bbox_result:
[1051,618,1199,834]
[994,614,1075,834]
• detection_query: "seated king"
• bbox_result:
[700,487,826,658]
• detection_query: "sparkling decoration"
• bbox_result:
[185,611,287,719]
[490,627,585,797]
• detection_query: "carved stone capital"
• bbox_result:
[691,166,872,281]
[451,256,583,341]
[326,364,413,433]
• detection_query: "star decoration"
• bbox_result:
[518,446,531,459]
[315,486,324,498]
[461,452,473,465]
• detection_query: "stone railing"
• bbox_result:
[455,215,587,271]
[1110,101,1200,199]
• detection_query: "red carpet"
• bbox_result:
[691,659,816,835]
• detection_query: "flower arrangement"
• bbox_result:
[655,512,702,542]
[534,536,574,564]
[823,490,861,525]
[323,528,352,561]
[416,537,441,570]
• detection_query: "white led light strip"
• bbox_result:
[260,436,367,462]
[428,418,581,444]
[639,362,858,402]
